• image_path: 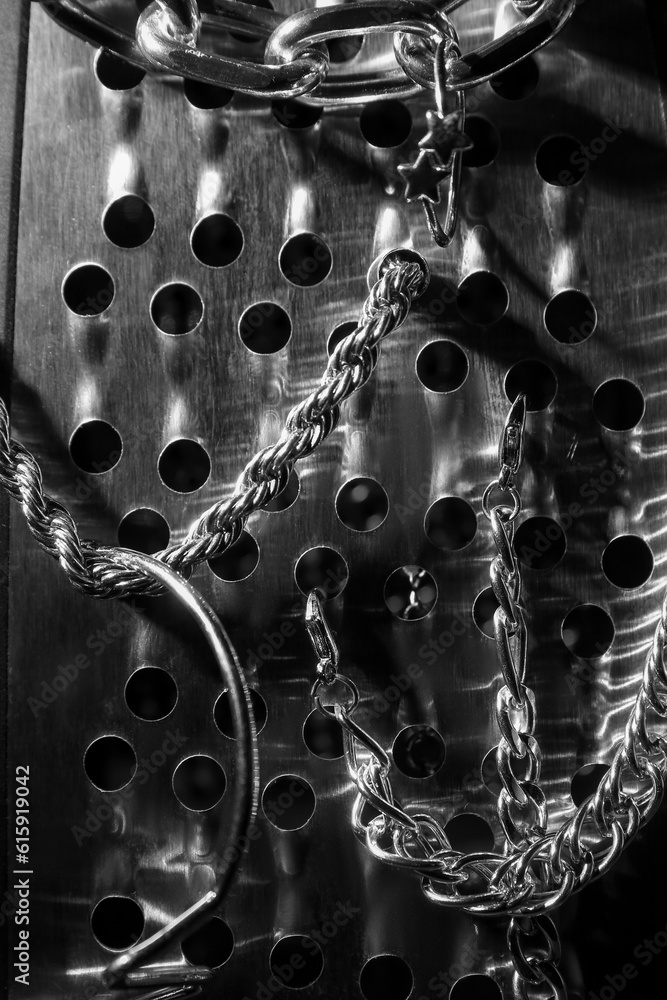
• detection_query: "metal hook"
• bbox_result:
[499,393,527,490]
[305,589,340,684]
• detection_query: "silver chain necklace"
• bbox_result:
[3,2,663,998]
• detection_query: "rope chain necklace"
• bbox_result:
[3,2,665,998]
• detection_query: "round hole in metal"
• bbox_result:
[392,725,446,778]
[262,774,316,831]
[239,301,292,354]
[70,419,122,474]
[172,755,227,812]
[103,194,155,248]
[544,289,597,345]
[94,48,146,90]
[125,667,178,722]
[91,896,145,951]
[158,438,211,494]
[208,531,260,582]
[118,507,170,554]
[84,735,137,791]
[263,469,300,512]
[444,813,495,853]
[360,955,414,1000]
[490,56,539,100]
[536,134,588,186]
[150,282,203,335]
[462,115,500,167]
[514,516,567,571]
[183,77,234,108]
[279,232,332,287]
[416,340,469,392]
[181,916,234,968]
[450,975,502,1000]
[457,271,508,326]
[272,99,322,129]
[63,263,115,316]
[215,688,267,737]
[359,99,412,148]
[269,935,324,989]
[303,708,345,760]
[336,477,389,532]
[191,213,243,268]
[294,547,348,600]
[593,378,645,431]
[472,587,499,639]
[505,359,558,411]
[561,604,615,659]
[425,497,477,551]
[327,320,358,355]
[571,763,610,807]
[602,535,653,590]
[384,565,437,621]
[481,748,501,796]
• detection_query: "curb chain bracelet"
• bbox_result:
[3,1,665,998]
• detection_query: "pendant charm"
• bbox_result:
[418,108,473,163]
[399,39,472,247]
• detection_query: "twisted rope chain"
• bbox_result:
[0,254,427,599]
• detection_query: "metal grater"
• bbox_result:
[2,1,667,997]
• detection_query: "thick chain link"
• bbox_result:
[40,0,576,105]
[509,916,568,1000]
[0,253,428,598]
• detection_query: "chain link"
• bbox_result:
[40,0,576,105]
[509,916,568,1000]
[304,490,667,917]
[14,3,658,995]
[484,395,550,850]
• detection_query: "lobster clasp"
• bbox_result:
[498,394,527,490]
[305,590,339,685]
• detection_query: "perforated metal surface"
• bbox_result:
[4,2,667,998]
